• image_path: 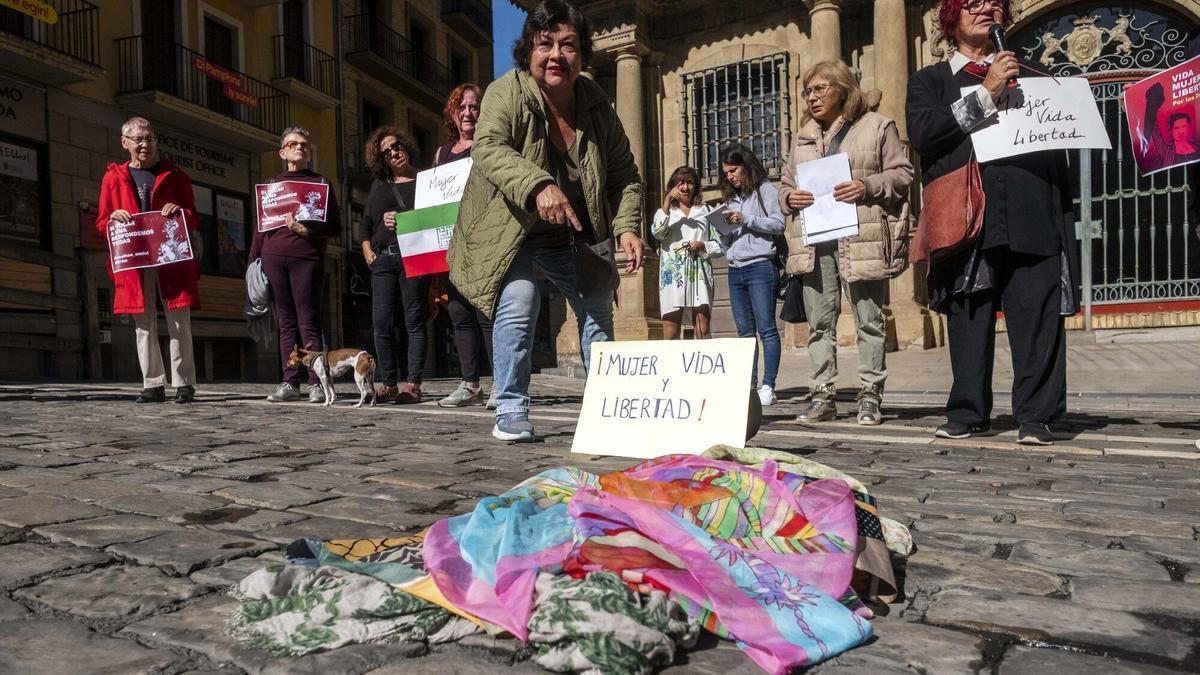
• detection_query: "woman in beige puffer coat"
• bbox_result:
[779,60,914,426]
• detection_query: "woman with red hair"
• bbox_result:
[435,83,497,409]
[906,0,1079,446]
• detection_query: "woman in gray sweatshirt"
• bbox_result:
[717,143,786,406]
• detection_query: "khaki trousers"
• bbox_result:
[132,269,196,389]
[802,244,887,396]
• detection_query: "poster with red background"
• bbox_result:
[1125,55,1200,176]
[254,180,329,233]
[107,211,193,273]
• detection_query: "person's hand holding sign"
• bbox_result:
[983,51,1020,103]
[160,203,181,217]
[286,212,309,237]
[110,209,133,223]
[833,179,866,204]
[787,190,816,211]
[726,210,744,225]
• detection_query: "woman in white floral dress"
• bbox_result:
[651,166,723,339]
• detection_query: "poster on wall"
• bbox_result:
[107,211,193,273]
[217,194,247,277]
[0,139,42,245]
[1125,55,1200,176]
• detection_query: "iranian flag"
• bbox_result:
[393,202,458,277]
[394,157,472,277]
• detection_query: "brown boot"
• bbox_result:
[397,382,422,404]
[375,383,399,404]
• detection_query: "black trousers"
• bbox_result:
[446,280,493,383]
[370,252,429,385]
[945,248,1067,426]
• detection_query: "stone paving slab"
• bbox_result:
[253,516,398,545]
[106,530,274,575]
[14,565,206,621]
[0,541,112,593]
[97,492,230,520]
[213,483,334,510]
[999,645,1185,674]
[291,497,441,531]
[190,551,287,589]
[811,616,985,673]
[29,477,161,502]
[904,549,1064,596]
[0,596,29,620]
[34,514,185,548]
[0,494,112,527]
[1070,576,1200,619]
[0,619,176,674]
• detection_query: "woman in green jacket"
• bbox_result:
[447,0,644,442]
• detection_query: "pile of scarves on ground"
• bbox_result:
[230,446,913,674]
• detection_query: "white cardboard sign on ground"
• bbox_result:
[965,77,1110,162]
[571,337,757,459]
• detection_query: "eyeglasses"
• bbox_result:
[379,141,407,159]
[123,135,156,145]
[283,140,311,150]
[964,0,1004,13]
[802,83,834,99]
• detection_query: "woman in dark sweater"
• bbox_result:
[355,127,425,404]
[250,127,341,403]
[434,83,497,409]
[906,0,1078,446]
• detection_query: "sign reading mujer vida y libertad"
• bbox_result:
[571,338,756,459]
[964,77,1110,163]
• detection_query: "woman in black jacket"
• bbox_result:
[906,0,1079,446]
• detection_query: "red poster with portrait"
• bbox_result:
[1125,55,1200,176]
[107,211,194,273]
[254,180,330,233]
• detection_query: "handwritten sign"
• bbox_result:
[1124,55,1200,176]
[413,157,473,209]
[965,77,1109,163]
[107,211,193,273]
[571,338,757,459]
[254,180,329,233]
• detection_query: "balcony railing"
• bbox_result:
[344,14,451,99]
[272,34,338,99]
[442,0,492,42]
[115,34,289,136]
[0,0,100,66]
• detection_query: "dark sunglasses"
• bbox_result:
[379,141,408,159]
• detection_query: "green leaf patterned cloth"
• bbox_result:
[529,571,700,675]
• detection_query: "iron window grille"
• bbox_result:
[681,52,791,186]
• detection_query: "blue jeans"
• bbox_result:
[493,242,614,415]
[727,259,780,389]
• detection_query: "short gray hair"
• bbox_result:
[280,126,311,146]
[121,116,153,137]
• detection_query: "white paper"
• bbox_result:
[571,338,757,459]
[413,157,474,209]
[705,205,738,236]
[964,77,1111,162]
[795,152,859,245]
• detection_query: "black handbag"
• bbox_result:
[779,275,807,323]
[572,231,619,297]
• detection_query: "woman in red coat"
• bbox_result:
[95,117,201,403]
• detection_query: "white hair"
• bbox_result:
[121,116,153,137]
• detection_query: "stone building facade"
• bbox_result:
[558,0,1200,360]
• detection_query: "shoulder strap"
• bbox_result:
[388,182,408,211]
[826,121,853,158]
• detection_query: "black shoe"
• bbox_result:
[135,386,166,403]
[1017,422,1054,446]
[173,385,195,404]
[934,420,990,439]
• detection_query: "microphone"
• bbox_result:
[988,24,1017,86]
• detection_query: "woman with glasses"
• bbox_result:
[717,143,786,407]
[447,0,643,441]
[779,61,913,426]
[433,83,498,409]
[250,127,341,403]
[355,127,427,404]
[907,0,1078,445]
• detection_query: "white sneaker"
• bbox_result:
[757,385,777,406]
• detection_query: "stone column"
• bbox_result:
[807,0,843,63]
[614,46,646,178]
[873,0,909,136]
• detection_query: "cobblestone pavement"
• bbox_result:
[1,377,1198,674]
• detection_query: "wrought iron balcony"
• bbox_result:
[271,34,339,102]
[442,0,492,44]
[344,14,451,102]
[115,34,289,144]
[0,0,101,83]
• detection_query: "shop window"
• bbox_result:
[193,184,250,277]
[682,52,791,186]
[0,136,46,248]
